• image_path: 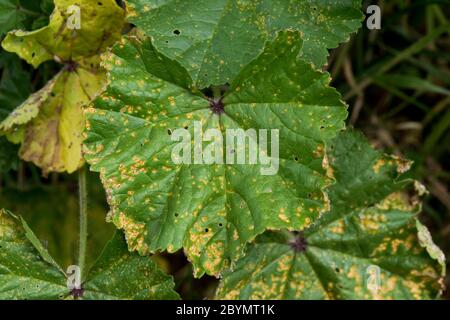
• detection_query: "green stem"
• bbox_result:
[78,166,88,280]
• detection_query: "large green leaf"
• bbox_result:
[0,209,179,300]
[0,0,125,174]
[216,131,445,300]
[126,0,363,87]
[84,30,347,277]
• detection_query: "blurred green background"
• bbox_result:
[328,0,450,298]
[0,0,449,299]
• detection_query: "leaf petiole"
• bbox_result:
[78,165,88,282]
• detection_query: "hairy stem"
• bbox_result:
[78,166,88,280]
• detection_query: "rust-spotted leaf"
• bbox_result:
[216,131,445,300]
[127,0,363,88]
[84,30,347,277]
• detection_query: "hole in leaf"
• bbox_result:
[202,84,230,100]
[173,29,180,35]
[202,87,214,98]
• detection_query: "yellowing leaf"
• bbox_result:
[0,59,106,174]
[0,0,124,174]
[2,0,124,68]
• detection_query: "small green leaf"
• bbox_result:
[19,215,64,273]
[0,209,180,300]
[82,232,180,300]
[0,184,115,268]
[84,30,347,277]
[216,130,445,300]
[127,0,363,87]
[0,209,69,300]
